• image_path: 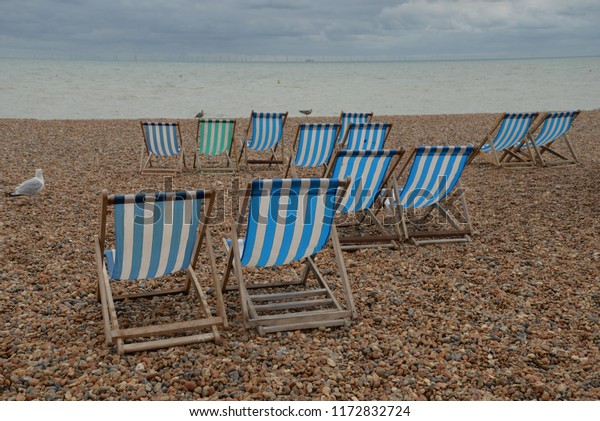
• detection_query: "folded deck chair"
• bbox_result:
[140,122,186,174]
[238,111,288,170]
[94,189,226,354]
[391,145,474,245]
[325,149,405,250]
[193,119,238,173]
[221,178,356,335]
[339,122,392,151]
[337,111,373,143]
[470,112,538,167]
[284,123,340,178]
[525,110,580,167]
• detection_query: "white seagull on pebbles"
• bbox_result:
[6,169,45,197]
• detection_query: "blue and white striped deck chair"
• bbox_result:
[221,178,356,335]
[325,149,405,250]
[470,112,538,167]
[392,146,474,245]
[284,123,340,178]
[194,119,238,173]
[337,111,373,144]
[238,111,288,170]
[140,121,186,173]
[95,189,226,354]
[339,122,392,151]
[526,111,580,166]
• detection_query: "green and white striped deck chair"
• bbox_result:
[337,111,373,144]
[140,121,186,174]
[95,189,226,354]
[221,177,356,335]
[238,111,288,170]
[526,111,580,167]
[470,112,538,167]
[193,119,238,173]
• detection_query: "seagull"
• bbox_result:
[195,110,204,118]
[299,109,312,116]
[6,169,44,197]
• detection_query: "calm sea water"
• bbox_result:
[0,57,598,119]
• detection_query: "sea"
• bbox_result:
[0,56,598,119]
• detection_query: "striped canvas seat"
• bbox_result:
[140,121,185,173]
[527,111,580,166]
[194,119,238,173]
[284,123,340,177]
[339,122,391,150]
[338,111,373,143]
[95,189,225,354]
[326,149,404,249]
[239,111,288,170]
[393,146,474,245]
[222,178,356,335]
[472,112,538,167]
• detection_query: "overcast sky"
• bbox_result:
[1,0,599,61]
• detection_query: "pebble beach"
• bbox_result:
[1,111,598,401]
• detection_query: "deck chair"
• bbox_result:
[94,189,226,354]
[140,122,186,174]
[284,123,340,178]
[525,110,580,167]
[221,178,356,335]
[325,149,405,250]
[193,119,238,173]
[339,122,392,151]
[470,112,538,167]
[391,145,474,245]
[337,111,373,143]
[238,111,288,170]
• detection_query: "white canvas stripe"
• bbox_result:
[173,195,193,271]
[137,199,156,279]
[283,179,311,263]
[155,198,174,277]
[304,182,328,259]
[266,183,290,266]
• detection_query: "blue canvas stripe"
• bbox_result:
[164,194,184,275]
[147,194,165,279]
[256,179,282,266]
[180,192,200,270]
[111,195,126,279]
[127,195,147,280]
[241,180,263,265]
[275,178,301,265]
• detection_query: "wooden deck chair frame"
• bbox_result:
[338,122,392,151]
[337,111,373,144]
[522,110,581,167]
[140,121,186,174]
[193,119,238,173]
[284,123,341,178]
[324,149,405,251]
[469,112,538,167]
[221,178,356,335]
[392,146,474,245]
[94,188,226,354]
[238,111,288,170]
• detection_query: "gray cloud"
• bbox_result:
[0,0,598,60]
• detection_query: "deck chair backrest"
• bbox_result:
[248,112,287,151]
[293,123,340,167]
[481,113,537,152]
[198,119,235,156]
[399,146,473,209]
[142,122,182,156]
[104,190,208,280]
[329,149,400,213]
[240,178,344,267]
[341,122,391,150]
[533,111,579,147]
[338,111,373,143]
